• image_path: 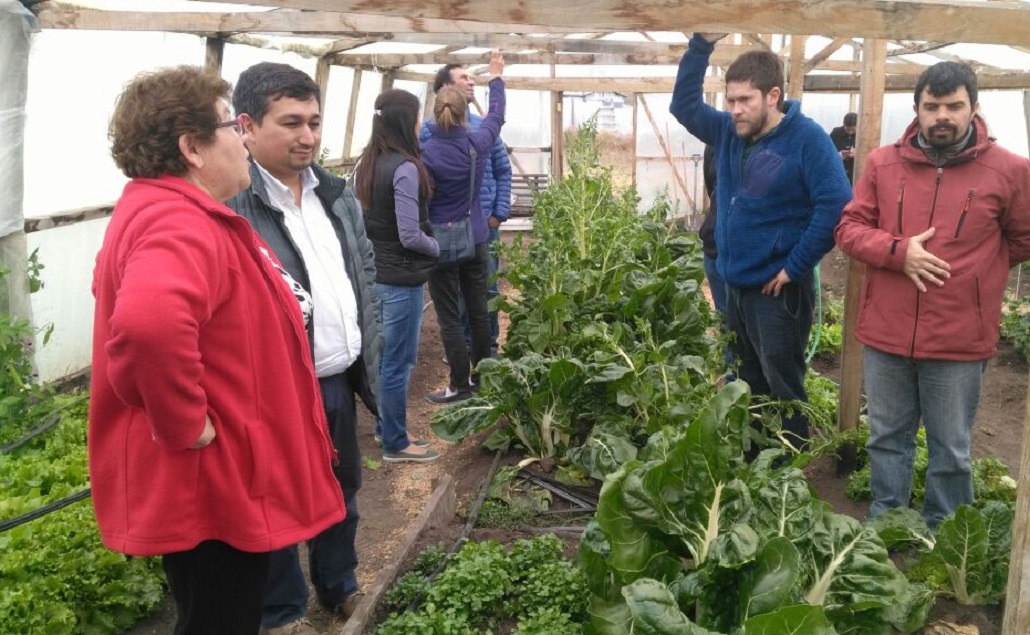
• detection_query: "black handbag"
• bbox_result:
[432,145,477,267]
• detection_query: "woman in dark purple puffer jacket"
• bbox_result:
[421,50,506,404]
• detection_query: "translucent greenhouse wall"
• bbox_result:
[17,28,1030,382]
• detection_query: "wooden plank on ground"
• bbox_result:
[190,0,1030,47]
[837,38,887,474]
[338,475,457,635]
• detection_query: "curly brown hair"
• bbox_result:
[109,66,231,178]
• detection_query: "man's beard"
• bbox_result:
[735,107,769,140]
[925,123,961,148]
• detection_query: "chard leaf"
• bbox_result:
[741,604,836,635]
[740,537,802,620]
[429,396,498,442]
[863,508,934,552]
[884,581,935,633]
[803,506,907,611]
[709,521,761,569]
[623,579,723,635]
[579,521,620,601]
[596,461,681,586]
[749,468,815,542]
[981,501,1013,602]
[622,383,752,565]
[933,505,988,604]
[585,596,632,635]
[569,420,638,481]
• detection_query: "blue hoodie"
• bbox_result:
[421,78,506,245]
[670,35,852,288]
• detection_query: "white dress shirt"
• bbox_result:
[256,164,362,377]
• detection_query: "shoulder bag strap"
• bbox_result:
[466,145,478,218]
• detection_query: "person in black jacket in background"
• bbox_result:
[699,144,735,377]
[830,112,858,183]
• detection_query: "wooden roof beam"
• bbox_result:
[189,0,1030,47]
[355,70,1030,93]
[34,4,582,36]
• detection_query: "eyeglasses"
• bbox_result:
[214,115,244,135]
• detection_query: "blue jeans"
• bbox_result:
[726,272,815,452]
[376,283,425,453]
[262,374,361,628]
[429,242,492,389]
[864,346,986,528]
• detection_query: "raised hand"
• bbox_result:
[488,49,505,78]
[696,33,728,44]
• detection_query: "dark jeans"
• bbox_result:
[458,226,502,350]
[428,242,491,389]
[262,372,361,628]
[726,272,815,452]
[162,540,270,635]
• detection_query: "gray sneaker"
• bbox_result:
[383,448,441,463]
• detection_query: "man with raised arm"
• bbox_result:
[671,33,852,454]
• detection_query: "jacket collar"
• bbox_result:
[896,114,992,166]
[246,160,347,213]
[132,175,239,220]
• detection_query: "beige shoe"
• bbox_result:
[327,591,365,619]
[263,618,320,635]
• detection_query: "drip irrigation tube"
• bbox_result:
[1,393,89,454]
[0,488,91,534]
[405,449,505,614]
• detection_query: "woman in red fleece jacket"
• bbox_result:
[91,66,344,635]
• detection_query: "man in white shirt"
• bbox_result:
[228,62,383,635]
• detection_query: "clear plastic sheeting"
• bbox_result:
[0,1,37,239]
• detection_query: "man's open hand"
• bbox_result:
[903,227,951,292]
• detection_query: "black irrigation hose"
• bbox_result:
[1,393,90,454]
[0,488,92,534]
[405,449,505,614]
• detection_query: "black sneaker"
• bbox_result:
[426,386,474,404]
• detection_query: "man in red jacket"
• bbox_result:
[836,61,1030,529]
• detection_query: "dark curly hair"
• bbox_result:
[726,50,785,109]
[109,66,231,178]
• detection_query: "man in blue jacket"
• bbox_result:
[671,34,852,454]
[421,63,513,355]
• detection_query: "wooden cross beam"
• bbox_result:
[34,5,579,35]
[189,0,1030,47]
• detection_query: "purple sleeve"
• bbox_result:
[394,162,440,257]
[471,78,505,156]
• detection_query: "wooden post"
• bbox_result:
[204,37,224,76]
[639,95,694,212]
[382,70,396,92]
[314,56,330,157]
[787,35,807,101]
[630,92,638,190]
[342,68,362,159]
[1003,372,1030,634]
[1023,90,1030,160]
[550,65,564,182]
[837,38,887,475]
[850,45,861,112]
[423,82,436,122]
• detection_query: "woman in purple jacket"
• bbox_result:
[355,89,441,462]
[421,50,506,404]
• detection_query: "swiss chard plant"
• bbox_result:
[578,382,924,635]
